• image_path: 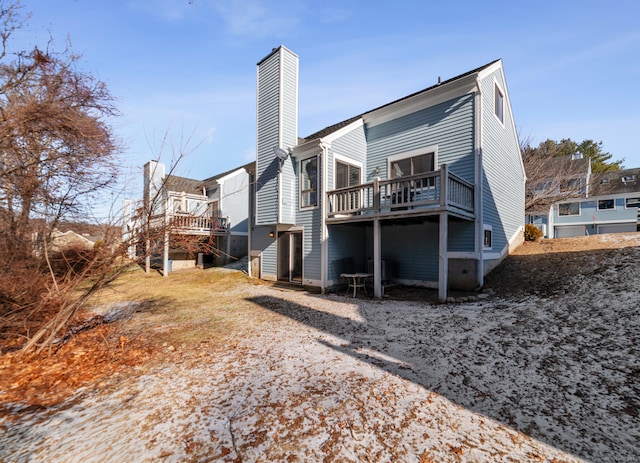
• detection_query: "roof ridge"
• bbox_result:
[302,59,501,142]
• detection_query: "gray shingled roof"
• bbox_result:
[591,168,640,196]
[201,161,255,188]
[165,175,204,195]
[301,59,501,142]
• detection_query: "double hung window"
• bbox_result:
[300,156,318,208]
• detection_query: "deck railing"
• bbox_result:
[327,165,474,219]
[168,213,230,233]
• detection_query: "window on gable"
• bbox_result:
[597,199,615,210]
[558,203,580,216]
[300,156,318,208]
[494,84,504,124]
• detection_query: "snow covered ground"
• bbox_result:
[1,235,638,462]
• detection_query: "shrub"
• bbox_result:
[524,223,544,242]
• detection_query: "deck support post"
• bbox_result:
[438,211,448,302]
[163,229,170,277]
[373,218,382,298]
[163,208,170,277]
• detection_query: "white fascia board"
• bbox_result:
[364,77,478,129]
[321,118,364,144]
[476,60,503,80]
[216,167,247,185]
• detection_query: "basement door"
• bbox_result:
[277,230,303,284]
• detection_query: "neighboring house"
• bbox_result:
[525,153,592,237]
[249,46,525,301]
[536,167,640,238]
[126,160,255,273]
[49,229,96,252]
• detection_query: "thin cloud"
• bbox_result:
[212,0,303,37]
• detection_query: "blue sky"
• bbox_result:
[14,0,640,206]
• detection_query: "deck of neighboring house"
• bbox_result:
[166,213,231,235]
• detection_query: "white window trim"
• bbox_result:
[386,146,438,177]
[333,153,364,189]
[558,202,581,217]
[483,224,493,250]
[625,197,640,209]
[299,155,319,210]
[493,78,505,127]
[597,198,616,211]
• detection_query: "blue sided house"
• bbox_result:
[538,167,640,238]
[249,46,525,301]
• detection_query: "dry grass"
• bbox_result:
[86,265,272,346]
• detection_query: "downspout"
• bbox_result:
[475,76,484,288]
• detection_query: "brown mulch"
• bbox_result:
[0,322,157,414]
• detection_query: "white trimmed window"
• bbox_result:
[625,197,640,208]
[483,225,492,249]
[335,160,361,189]
[494,83,504,124]
[388,148,436,178]
[558,202,580,216]
[300,156,318,208]
[597,199,615,211]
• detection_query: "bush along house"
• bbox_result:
[131,160,255,274]
[249,46,525,301]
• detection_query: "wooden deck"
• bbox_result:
[149,213,231,235]
[326,165,474,223]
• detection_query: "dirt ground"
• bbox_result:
[0,233,636,411]
[0,233,638,462]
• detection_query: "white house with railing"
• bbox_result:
[129,160,254,274]
[249,46,525,301]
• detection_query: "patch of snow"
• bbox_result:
[1,239,639,462]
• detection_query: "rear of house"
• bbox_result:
[249,46,524,301]
[131,161,254,273]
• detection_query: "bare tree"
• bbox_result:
[522,138,593,216]
[0,0,121,353]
